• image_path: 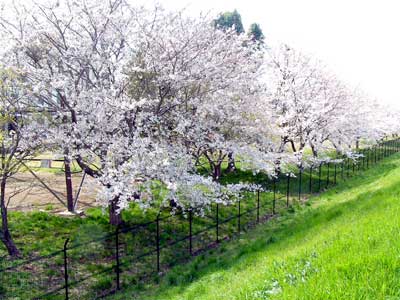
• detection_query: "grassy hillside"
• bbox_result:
[110,153,400,300]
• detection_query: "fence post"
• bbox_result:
[341,159,344,178]
[385,141,387,157]
[216,203,219,243]
[334,163,337,185]
[347,158,350,177]
[378,144,380,161]
[374,146,377,163]
[189,209,193,256]
[326,162,330,188]
[286,174,290,207]
[156,215,160,273]
[298,167,302,201]
[378,143,381,161]
[273,178,276,214]
[257,189,260,222]
[309,167,313,194]
[318,163,322,191]
[362,150,365,169]
[115,225,120,290]
[367,148,369,168]
[63,238,70,300]
[237,200,241,234]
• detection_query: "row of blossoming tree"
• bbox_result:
[0,0,398,257]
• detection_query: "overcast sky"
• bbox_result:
[144,0,400,108]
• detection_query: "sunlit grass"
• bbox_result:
[110,153,400,300]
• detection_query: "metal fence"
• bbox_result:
[1,138,399,299]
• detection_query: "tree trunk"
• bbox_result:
[290,140,297,152]
[109,197,123,226]
[212,163,222,182]
[310,144,318,157]
[64,156,75,212]
[0,178,21,258]
[225,152,236,174]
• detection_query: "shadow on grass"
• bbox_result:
[111,154,400,299]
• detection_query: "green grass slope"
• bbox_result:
[110,153,400,300]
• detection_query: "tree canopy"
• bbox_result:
[214,9,245,34]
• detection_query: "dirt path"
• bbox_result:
[6,171,99,212]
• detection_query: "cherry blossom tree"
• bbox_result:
[0,1,271,225]
[127,8,272,181]
[0,68,47,257]
[263,44,389,162]
[1,0,396,235]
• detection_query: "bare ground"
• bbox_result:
[6,170,99,213]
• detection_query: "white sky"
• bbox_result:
[148,0,400,109]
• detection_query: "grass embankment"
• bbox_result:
[110,153,400,300]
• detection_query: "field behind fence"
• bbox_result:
[0,139,399,299]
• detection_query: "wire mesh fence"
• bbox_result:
[1,138,399,299]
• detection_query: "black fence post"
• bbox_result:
[318,163,322,192]
[367,148,369,168]
[347,158,350,177]
[115,225,120,291]
[326,162,330,188]
[385,141,387,157]
[334,163,337,185]
[379,143,381,159]
[378,143,381,161]
[362,150,365,169]
[298,167,302,201]
[216,203,219,243]
[309,167,313,194]
[237,200,241,234]
[257,189,260,222]
[286,174,290,207]
[156,215,160,273]
[374,146,377,163]
[189,209,193,256]
[63,238,70,300]
[273,178,276,214]
[341,159,344,178]
[378,144,380,161]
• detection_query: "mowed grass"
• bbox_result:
[109,153,400,300]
